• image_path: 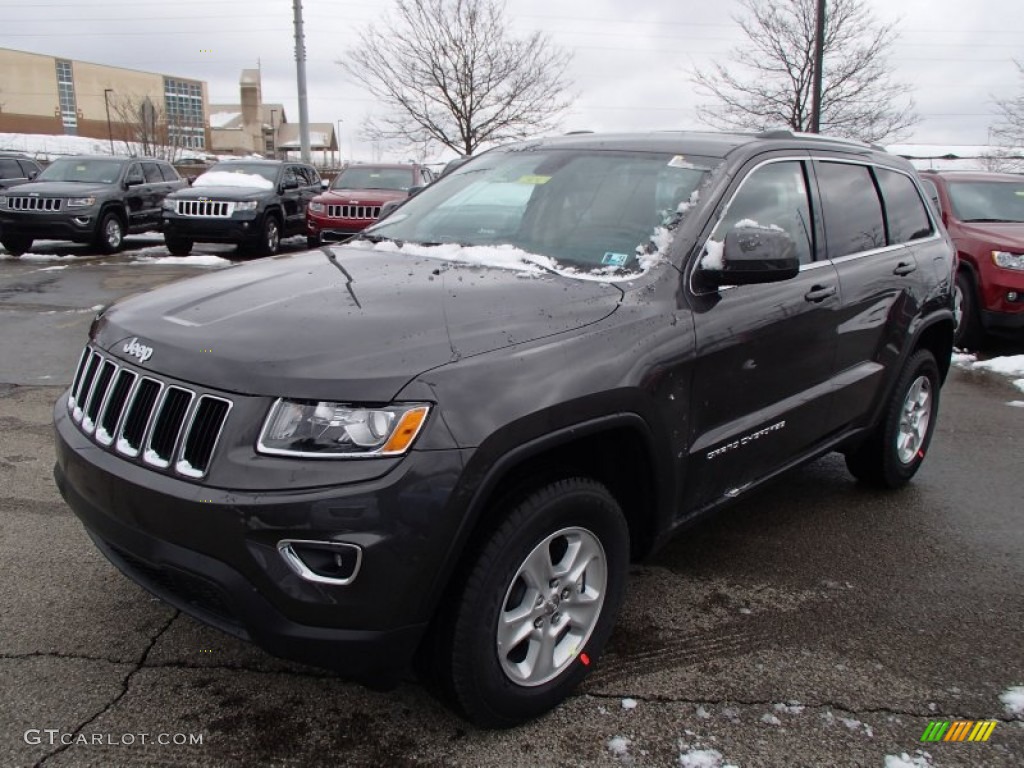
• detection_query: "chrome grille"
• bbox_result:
[175,199,235,217]
[327,204,381,220]
[7,196,62,211]
[67,346,232,479]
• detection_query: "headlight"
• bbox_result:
[993,250,1024,271]
[309,202,325,213]
[235,201,258,212]
[257,399,430,457]
[162,198,176,210]
[67,197,96,208]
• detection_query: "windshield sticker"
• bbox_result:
[601,252,629,267]
[667,155,696,169]
[516,175,551,185]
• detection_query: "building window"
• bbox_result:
[55,60,78,135]
[164,78,205,150]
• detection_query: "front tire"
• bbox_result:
[165,237,193,256]
[255,214,281,256]
[95,211,125,254]
[953,269,983,350]
[845,349,940,488]
[441,478,629,728]
[1,235,32,256]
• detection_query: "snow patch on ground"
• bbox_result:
[773,702,805,715]
[1007,400,1024,408]
[621,698,638,710]
[130,254,232,267]
[678,746,737,768]
[971,354,1024,377]
[951,351,977,366]
[759,713,782,726]
[1001,685,1024,716]
[37,265,69,271]
[695,705,712,719]
[0,252,77,261]
[1012,378,1024,393]
[606,736,631,757]
[884,751,933,767]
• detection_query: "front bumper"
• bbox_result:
[0,210,97,242]
[162,213,263,245]
[54,393,468,679]
[307,214,372,239]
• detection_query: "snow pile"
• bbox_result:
[1001,685,1024,716]
[130,254,232,267]
[0,131,114,160]
[883,751,933,768]
[606,736,631,757]
[0,251,76,262]
[193,171,274,190]
[678,746,737,768]
[971,355,1024,377]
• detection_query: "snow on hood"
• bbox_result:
[193,171,274,190]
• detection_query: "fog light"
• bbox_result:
[277,539,362,585]
[1009,291,1020,302]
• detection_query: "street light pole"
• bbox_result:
[270,108,277,159]
[103,88,114,155]
[335,118,343,167]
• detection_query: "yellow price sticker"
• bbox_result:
[517,175,551,184]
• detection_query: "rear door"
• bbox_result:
[280,165,305,234]
[811,159,937,431]
[140,162,169,227]
[684,155,841,511]
[123,163,149,228]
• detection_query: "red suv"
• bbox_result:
[306,163,434,247]
[919,171,1024,348]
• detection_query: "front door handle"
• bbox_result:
[804,284,837,303]
[893,261,917,276]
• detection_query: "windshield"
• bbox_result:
[333,167,415,191]
[947,181,1024,223]
[363,148,718,272]
[202,163,279,183]
[37,158,123,184]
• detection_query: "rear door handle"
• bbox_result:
[893,261,916,276]
[804,284,837,303]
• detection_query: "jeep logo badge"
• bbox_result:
[122,337,154,364]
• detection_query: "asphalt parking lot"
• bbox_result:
[1,244,1022,767]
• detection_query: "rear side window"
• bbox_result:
[816,162,886,258]
[875,169,933,243]
[142,162,163,183]
[918,178,942,217]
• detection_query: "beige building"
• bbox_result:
[210,69,336,160]
[0,47,209,149]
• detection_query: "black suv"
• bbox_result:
[161,160,321,256]
[0,156,185,255]
[0,151,42,190]
[53,131,955,727]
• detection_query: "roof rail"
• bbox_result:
[756,129,885,152]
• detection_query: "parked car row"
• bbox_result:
[0,156,436,259]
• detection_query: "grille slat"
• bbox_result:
[177,397,231,478]
[82,360,117,433]
[175,200,235,217]
[69,345,231,479]
[8,196,62,211]
[145,387,193,468]
[327,204,381,220]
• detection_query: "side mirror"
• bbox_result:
[321,179,329,190]
[407,185,424,197]
[282,177,299,190]
[28,170,38,179]
[700,227,800,286]
[125,176,144,187]
[377,199,404,219]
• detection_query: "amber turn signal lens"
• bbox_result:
[382,406,430,455]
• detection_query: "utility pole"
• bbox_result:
[292,0,311,163]
[809,0,826,133]
[103,88,114,155]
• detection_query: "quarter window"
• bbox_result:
[816,162,886,258]
[875,169,933,244]
[709,160,815,265]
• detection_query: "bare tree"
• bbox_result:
[691,0,917,144]
[107,92,195,161]
[339,0,573,156]
[989,60,1024,171]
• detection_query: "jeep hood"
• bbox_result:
[321,188,407,203]
[92,247,622,400]
[5,181,112,196]
[957,221,1024,249]
[168,186,268,201]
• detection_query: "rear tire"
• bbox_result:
[845,349,940,488]
[95,211,125,254]
[437,478,629,728]
[1,235,32,256]
[953,269,983,350]
[165,237,193,256]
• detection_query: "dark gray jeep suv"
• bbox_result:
[53,131,956,727]
[0,156,185,255]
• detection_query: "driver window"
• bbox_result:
[709,161,814,265]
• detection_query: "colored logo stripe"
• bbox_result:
[920,720,997,742]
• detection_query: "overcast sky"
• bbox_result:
[2,0,1021,161]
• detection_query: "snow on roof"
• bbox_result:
[209,112,242,129]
